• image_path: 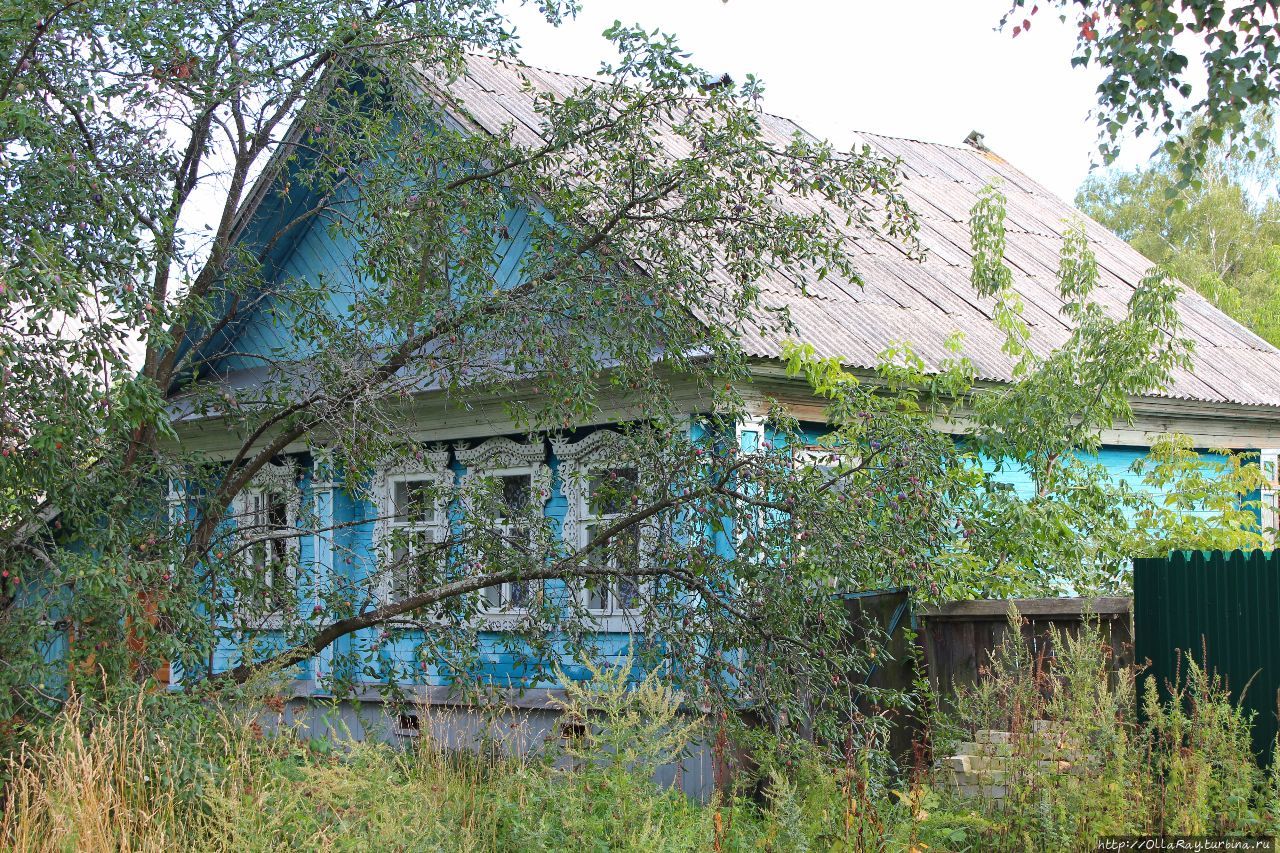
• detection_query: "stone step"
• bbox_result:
[976,723,1079,748]
[953,739,1082,761]
[941,754,1078,774]
[954,783,1009,799]
[1032,719,1069,736]
[947,769,1009,786]
[952,741,1014,757]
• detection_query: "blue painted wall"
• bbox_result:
[218,430,646,691]
[210,197,537,376]
[205,415,1258,692]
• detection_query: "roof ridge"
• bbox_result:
[853,129,976,153]
[461,52,990,158]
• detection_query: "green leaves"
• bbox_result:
[1002,0,1280,189]
[969,185,1032,373]
[1076,138,1280,349]
[789,181,1262,599]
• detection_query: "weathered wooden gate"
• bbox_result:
[918,597,1133,698]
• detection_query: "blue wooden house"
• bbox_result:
[165,55,1280,777]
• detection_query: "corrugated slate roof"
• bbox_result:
[445,54,1280,409]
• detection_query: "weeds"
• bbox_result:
[2,630,1277,852]
[922,606,1280,850]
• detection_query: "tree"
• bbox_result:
[0,0,924,739]
[1077,144,1280,347]
[1002,1,1280,188]
[0,2,1265,749]
[790,185,1270,600]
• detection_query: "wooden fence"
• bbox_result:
[918,597,1133,699]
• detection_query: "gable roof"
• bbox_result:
[438,54,1280,410]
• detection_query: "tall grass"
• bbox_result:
[3,631,1278,851]
[0,663,867,851]
[0,693,231,851]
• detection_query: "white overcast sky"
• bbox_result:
[502,0,1152,201]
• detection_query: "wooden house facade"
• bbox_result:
[163,56,1280,774]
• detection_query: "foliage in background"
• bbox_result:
[1001,1,1280,190]
[1078,134,1280,347]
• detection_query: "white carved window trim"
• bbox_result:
[792,442,861,484]
[231,461,300,630]
[373,450,452,609]
[456,437,551,615]
[554,431,652,621]
[1262,449,1279,544]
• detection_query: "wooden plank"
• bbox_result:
[919,598,1136,703]
[920,596,1131,620]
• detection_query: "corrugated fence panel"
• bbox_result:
[1134,550,1280,763]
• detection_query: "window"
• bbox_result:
[480,468,539,612]
[375,451,450,608]
[554,431,650,617]
[455,437,552,615]
[386,475,446,604]
[394,712,421,738]
[232,463,299,627]
[581,467,644,614]
[247,490,292,607]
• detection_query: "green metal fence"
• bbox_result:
[1133,550,1280,763]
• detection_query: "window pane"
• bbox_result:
[585,523,638,571]
[585,579,608,612]
[269,535,288,567]
[483,585,504,610]
[615,576,642,611]
[267,493,288,529]
[390,531,434,602]
[584,523,606,562]
[394,480,436,523]
[390,562,412,602]
[507,524,531,547]
[500,474,531,512]
[268,564,291,608]
[613,526,640,573]
[589,467,637,516]
[508,579,535,610]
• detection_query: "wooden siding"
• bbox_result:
[212,428,657,690]
[199,414,1256,693]
[213,191,537,376]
